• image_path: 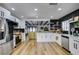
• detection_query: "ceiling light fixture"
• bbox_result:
[34,8,38,11]
[51,16,53,18]
[21,16,24,18]
[11,8,15,11]
[58,8,62,11]
[36,16,38,18]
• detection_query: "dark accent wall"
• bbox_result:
[6,19,18,42]
[59,9,79,34]
[50,19,62,30]
[59,9,79,21]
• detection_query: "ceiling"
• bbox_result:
[0,3,79,20]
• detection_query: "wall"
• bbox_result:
[59,9,79,21]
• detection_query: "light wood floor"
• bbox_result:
[11,40,70,55]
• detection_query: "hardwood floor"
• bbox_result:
[11,40,70,55]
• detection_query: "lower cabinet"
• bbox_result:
[74,40,79,55]
[69,36,74,54]
[55,34,61,46]
[69,36,79,55]
[0,40,13,55]
[0,45,2,55]
[36,32,54,42]
[36,33,62,45]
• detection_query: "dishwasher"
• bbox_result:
[61,35,69,50]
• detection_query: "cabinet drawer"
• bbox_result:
[0,45,2,55]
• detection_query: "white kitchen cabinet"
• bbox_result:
[76,41,79,55]
[74,40,79,55]
[0,7,11,18]
[69,36,79,55]
[36,32,54,42]
[55,33,61,46]
[36,32,61,43]
[18,20,25,28]
[69,36,75,54]
[6,15,16,22]
[0,45,2,55]
[0,11,4,17]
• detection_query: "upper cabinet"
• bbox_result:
[74,16,79,22]
[50,19,61,33]
[0,7,16,22]
[0,7,24,27]
[0,7,11,18]
[0,11,4,17]
[70,16,79,36]
[15,18,25,28]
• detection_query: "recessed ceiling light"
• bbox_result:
[51,16,53,18]
[21,16,24,18]
[36,16,38,18]
[34,8,38,11]
[11,8,15,11]
[58,8,62,11]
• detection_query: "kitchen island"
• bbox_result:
[36,32,62,45]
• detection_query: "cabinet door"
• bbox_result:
[72,42,76,54]
[0,45,2,55]
[55,34,61,46]
[76,41,79,55]
[69,36,76,54]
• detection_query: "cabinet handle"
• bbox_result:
[74,43,75,48]
[76,44,77,49]
[56,36,58,40]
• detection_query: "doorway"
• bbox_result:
[26,26,37,41]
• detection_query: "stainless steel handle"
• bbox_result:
[76,43,77,49]
[56,36,58,40]
[74,43,75,48]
